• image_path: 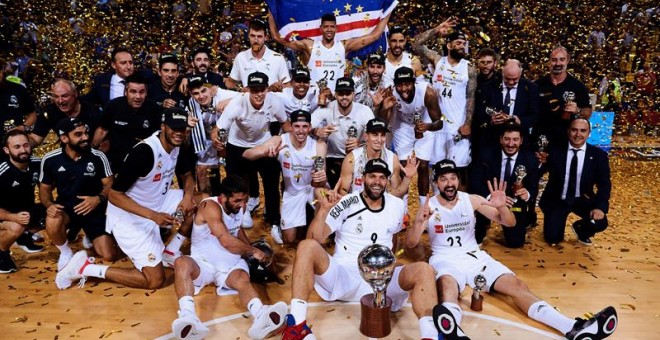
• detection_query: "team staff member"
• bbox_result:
[0,58,37,145]
[54,109,196,290]
[178,46,226,94]
[0,130,44,273]
[92,74,163,171]
[147,53,187,109]
[39,118,115,287]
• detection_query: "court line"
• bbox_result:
[155,301,563,340]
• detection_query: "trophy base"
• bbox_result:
[359,294,392,338]
[470,295,483,311]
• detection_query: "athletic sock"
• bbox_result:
[56,241,72,257]
[419,316,437,338]
[527,300,576,334]
[82,264,108,279]
[247,297,264,317]
[166,233,186,253]
[178,296,196,316]
[442,302,463,325]
[290,298,308,325]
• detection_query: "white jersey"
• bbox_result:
[349,146,395,193]
[107,133,179,214]
[216,93,287,148]
[432,57,470,131]
[391,81,433,137]
[278,133,318,195]
[325,192,404,265]
[191,197,245,269]
[273,86,320,118]
[383,52,413,85]
[427,192,478,257]
[311,101,374,158]
[307,40,346,92]
[229,47,291,86]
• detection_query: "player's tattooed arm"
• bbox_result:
[424,85,444,131]
[412,27,442,66]
[458,65,478,136]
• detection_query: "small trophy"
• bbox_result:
[561,91,576,119]
[453,133,465,143]
[347,124,358,139]
[485,107,498,116]
[172,208,185,229]
[317,78,329,107]
[3,119,15,132]
[311,156,325,188]
[245,238,275,283]
[217,128,228,158]
[413,112,423,139]
[512,165,527,192]
[470,274,487,311]
[358,244,396,338]
[537,135,549,153]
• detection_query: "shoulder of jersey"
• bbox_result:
[30,155,42,163]
[0,161,9,176]
[42,148,63,160]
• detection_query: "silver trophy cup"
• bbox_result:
[357,244,396,307]
[537,135,549,153]
[470,274,487,311]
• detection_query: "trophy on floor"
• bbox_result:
[512,165,527,192]
[358,244,396,338]
[537,135,549,153]
[470,274,487,311]
[561,91,576,119]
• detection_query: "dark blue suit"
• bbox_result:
[470,147,540,247]
[539,143,611,244]
[84,70,158,108]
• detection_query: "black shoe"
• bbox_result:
[0,250,17,273]
[16,232,44,253]
[571,221,593,246]
[432,304,470,340]
[565,306,618,340]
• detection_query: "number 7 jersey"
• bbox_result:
[426,191,478,256]
[432,56,470,131]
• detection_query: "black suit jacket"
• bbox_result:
[84,70,158,108]
[539,143,611,213]
[470,146,540,202]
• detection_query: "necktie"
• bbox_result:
[504,87,512,114]
[503,157,512,184]
[566,149,579,204]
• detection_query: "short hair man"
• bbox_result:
[0,130,44,273]
[383,26,414,85]
[407,159,618,340]
[179,46,225,94]
[85,46,136,107]
[39,118,116,286]
[273,67,321,116]
[353,53,391,114]
[54,108,197,290]
[0,59,37,145]
[147,53,187,109]
[171,175,287,340]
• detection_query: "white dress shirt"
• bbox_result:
[561,143,587,199]
[110,74,126,100]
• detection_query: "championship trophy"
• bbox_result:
[561,91,576,120]
[317,78,329,107]
[172,208,185,229]
[413,112,423,139]
[3,119,15,132]
[485,106,498,116]
[453,133,465,143]
[311,156,325,188]
[245,238,275,283]
[512,165,527,192]
[358,244,396,338]
[470,274,487,311]
[537,135,549,153]
[347,124,358,139]
[217,128,228,159]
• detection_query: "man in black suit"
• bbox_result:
[473,59,540,154]
[85,47,135,108]
[470,123,539,247]
[539,117,611,246]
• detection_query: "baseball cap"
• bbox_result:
[56,117,86,137]
[161,108,189,130]
[188,75,206,89]
[290,110,311,123]
[335,77,355,92]
[366,118,390,133]
[446,30,467,43]
[247,72,269,88]
[432,159,459,180]
[291,67,311,82]
[363,158,392,177]
[159,53,178,66]
[394,67,415,84]
[366,53,385,65]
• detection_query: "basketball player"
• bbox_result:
[272,68,321,116]
[268,12,392,92]
[55,108,197,290]
[243,110,327,245]
[383,26,413,85]
[406,159,618,340]
[171,175,287,340]
[282,159,443,340]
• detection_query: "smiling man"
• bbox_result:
[147,54,186,109]
[353,53,390,114]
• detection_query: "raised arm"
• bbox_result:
[412,17,456,66]
[268,12,313,54]
[344,12,392,53]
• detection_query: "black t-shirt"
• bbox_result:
[99,97,163,169]
[184,71,225,89]
[0,81,35,140]
[40,148,113,209]
[535,73,590,146]
[34,101,101,138]
[0,157,40,213]
[112,138,196,192]
[147,82,188,109]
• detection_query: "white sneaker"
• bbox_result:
[162,249,181,268]
[82,235,92,249]
[247,197,260,213]
[248,301,287,339]
[270,225,283,245]
[242,211,254,229]
[172,312,209,340]
[55,250,92,290]
[57,251,73,271]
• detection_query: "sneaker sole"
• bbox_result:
[0,268,17,274]
[16,244,44,254]
[571,225,593,246]
[248,301,287,339]
[433,304,470,340]
[573,306,618,340]
[172,318,209,340]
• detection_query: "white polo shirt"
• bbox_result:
[273,86,320,117]
[311,100,374,158]
[216,93,287,148]
[229,47,291,86]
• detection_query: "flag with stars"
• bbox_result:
[267,0,398,58]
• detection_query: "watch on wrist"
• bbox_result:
[23,124,34,133]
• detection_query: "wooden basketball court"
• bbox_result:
[2,158,656,339]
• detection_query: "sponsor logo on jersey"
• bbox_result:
[353,177,363,186]
[147,253,156,262]
[434,224,444,233]
[157,161,163,170]
[58,166,66,172]
[86,162,95,173]
[283,162,290,169]
[143,120,150,129]
[153,173,162,182]
[315,60,322,67]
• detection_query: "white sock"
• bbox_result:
[166,233,186,253]
[442,302,463,325]
[419,316,437,338]
[56,241,72,257]
[419,195,428,207]
[527,300,576,334]
[82,264,108,279]
[290,298,308,325]
[247,297,264,317]
[178,296,196,316]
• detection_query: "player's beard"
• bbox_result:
[363,182,385,201]
[70,139,91,154]
[439,185,458,201]
[10,151,30,164]
[449,49,465,61]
